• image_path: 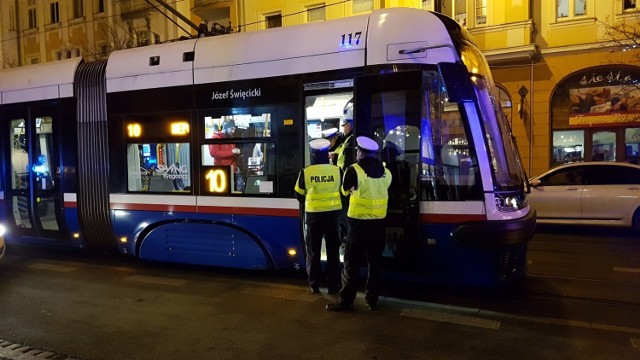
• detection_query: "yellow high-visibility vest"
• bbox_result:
[335,134,353,170]
[294,164,342,212]
[345,163,392,219]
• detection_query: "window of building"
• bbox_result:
[153,33,161,44]
[72,0,84,19]
[307,5,325,22]
[50,1,60,24]
[28,0,37,29]
[557,0,586,19]
[624,0,637,11]
[265,13,282,28]
[96,0,105,14]
[475,0,487,25]
[137,31,149,46]
[353,0,373,14]
[442,0,468,27]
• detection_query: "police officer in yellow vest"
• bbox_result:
[334,108,355,171]
[326,136,392,311]
[294,139,344,294]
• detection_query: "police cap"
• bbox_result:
[309,138,331,151]
[321,128,339,139]
[356,136,379,152]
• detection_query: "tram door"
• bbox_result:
[5,105,65,240]
[354,71,422,270]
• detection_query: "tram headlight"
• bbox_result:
[495,194,526,212]
[288,248,297,256]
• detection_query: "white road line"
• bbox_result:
[125,275,186,286]
[613,267,640,273]
[401,308,501,330]
[29,263,76,272]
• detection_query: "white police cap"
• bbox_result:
[309,138,331,151]
[356,136,379,152]
[321,128,339,139]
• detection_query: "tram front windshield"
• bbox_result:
[459,39,527,191]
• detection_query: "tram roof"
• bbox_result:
[106,8,459,93]
[0,57,81,104]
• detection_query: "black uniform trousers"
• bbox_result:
[305,210,342,291]
[338,217,386,306]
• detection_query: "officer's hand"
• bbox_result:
[232,148,241,154]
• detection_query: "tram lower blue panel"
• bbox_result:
[112,210,304,271]
[414,223,527,287]
[140,222,273,269]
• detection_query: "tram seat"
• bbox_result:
[245,175,268,194]
[148,175,174,192]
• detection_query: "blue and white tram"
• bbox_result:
[0,8,535,286]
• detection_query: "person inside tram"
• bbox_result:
[209,120,244,191]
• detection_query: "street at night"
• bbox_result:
[0,225,638,359]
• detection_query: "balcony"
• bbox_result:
[119,0,154,20]
[469,20,540,65]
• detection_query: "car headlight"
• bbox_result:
[0,224,6,237]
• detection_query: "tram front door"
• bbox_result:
[354,71,423,271]
[4,105,65,241]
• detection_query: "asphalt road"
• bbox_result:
[0,224,639,359]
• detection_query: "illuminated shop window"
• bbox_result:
[552,130,584,166]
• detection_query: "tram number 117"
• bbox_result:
[340,31,362,48]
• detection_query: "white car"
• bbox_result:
[527,162,640,230]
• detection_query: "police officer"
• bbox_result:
[294,139,343,294]
[334,113,355,171]
[325,136,392,311]
[321,127,342,166]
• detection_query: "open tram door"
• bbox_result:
[3,104,66,242]
[354,70,425,271]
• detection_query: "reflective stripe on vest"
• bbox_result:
[347,163,392,219]
[299,164,342,212]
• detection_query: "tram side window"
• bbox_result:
[202,112,276,195]
[10,119,29,191]
[126,143,191,192]
[420,75,481,201]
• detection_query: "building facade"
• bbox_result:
[2,0,639,176]
[0,0,202,67]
